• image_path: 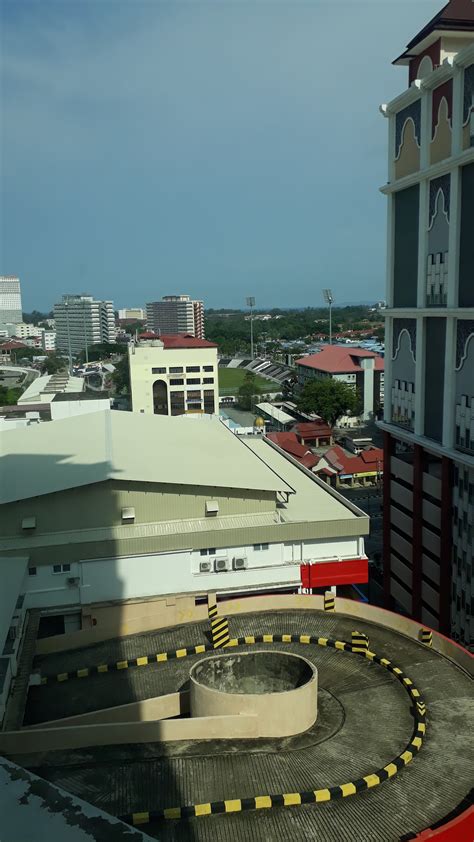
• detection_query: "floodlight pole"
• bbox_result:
[323,289,334,345]
[246,296,255,359]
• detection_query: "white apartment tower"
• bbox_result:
[380,0,474,646]
[0,276,22,324]
[146,295,204,338]
[54,294,116,356]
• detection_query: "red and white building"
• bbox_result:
[295,346,384,423]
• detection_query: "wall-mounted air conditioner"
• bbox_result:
[199,561,212,574]
[214,557,229,572]
[67,577,80,587]
[233,556,247,570]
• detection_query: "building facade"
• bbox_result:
[129,334,219,416]
[54,295,115,356]
[0,277,22,325]
[380,1,474,645]
[146,295,205,339]
[117,308,145,321]
[295,346,385,422]
[0,411,369,613]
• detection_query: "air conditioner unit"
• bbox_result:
[233,556,247,570]
[199,561,212,574]
[67,577,80,587]
[214,557,229,572]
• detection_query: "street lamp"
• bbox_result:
[322,289,334,345]
[246,296,255,359]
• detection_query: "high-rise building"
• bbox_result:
[0,276,22,324]
[54,294,115,356]
[146,295,204,338]
[380,0,474,645]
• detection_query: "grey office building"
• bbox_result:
[54,294,116,356]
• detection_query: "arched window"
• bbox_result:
[152,379,168,415]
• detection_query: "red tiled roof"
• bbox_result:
[295,346,384,374]
[266,432,318,470]
[139,332,217,349]
[324,445,383,476]
[0,340,28,351]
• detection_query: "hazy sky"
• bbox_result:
[1,0,441,311]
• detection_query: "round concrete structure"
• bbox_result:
[190,650,318,737]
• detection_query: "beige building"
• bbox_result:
[0,410,368,613]
[129,334,219,416]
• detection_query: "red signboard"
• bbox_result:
[300,558,368,588]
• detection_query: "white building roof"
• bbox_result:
[256,402,295,425]
[18,374,84,405]
[0,411,294,504]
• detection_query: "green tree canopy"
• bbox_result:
[42,354,66,375]
[237,371,260,411]
[0,385,22,406]
[297,378,359,427]
[77,343,127,363]
[112,355,130,395]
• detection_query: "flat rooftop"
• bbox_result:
[18,605,474,842]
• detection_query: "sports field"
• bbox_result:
[218,366,273,396]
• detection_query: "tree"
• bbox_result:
[0,385,22,406]
[42,354,66,375]
[237,371,259,411]
[77,343,126,363]
[112,355,130,395]
[297,378,359,427]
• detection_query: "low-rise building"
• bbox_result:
[0,411,369,612]
[0,340,29,363]
[316,445,384,488]
[129,333,219,416]
[117,308,145,321]
[295,346,385,422]
[18,373,85,406]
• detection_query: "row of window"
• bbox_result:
[29,563,71,576]
[199,544,269,555]
[152,365,214,375]
[169,377,214,386]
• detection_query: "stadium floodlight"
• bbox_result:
[322,289,334,345]
[246,297,256,359]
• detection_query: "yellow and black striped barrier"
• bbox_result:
[351,631,369,653]
[117,638,427,826]
[208,602,230,649]
[419,627,432,647]
[324,591,335,612]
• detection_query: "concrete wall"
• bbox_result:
[0,714,260,754]
[34,592,473,674]
[26,691,189,728]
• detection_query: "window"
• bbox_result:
[63,563,71,573]
[203,377,214,384]
[187,391,201,398]
[169,367,183,374]
[187,378,200,385]
[203,365,213,372]
[152,367,166,374]
[254,543,269,551]
[53,564,62,574]
[200,548,216,556]
[28,567,37,576]
[52,564,70,574]
[186,366,200,373]
[170,378,184,386]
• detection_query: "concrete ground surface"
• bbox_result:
[14,610,474,842]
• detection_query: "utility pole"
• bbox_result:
[322,289,334,345]
[246,296,255,359]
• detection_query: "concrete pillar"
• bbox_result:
[360,357,375,420]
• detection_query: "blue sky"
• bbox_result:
[1,0,441,311]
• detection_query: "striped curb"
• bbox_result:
[419,628,433,647]
[324,592,335,611]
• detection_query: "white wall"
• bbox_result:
[50,398,110,420]
[23,537,364,608]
